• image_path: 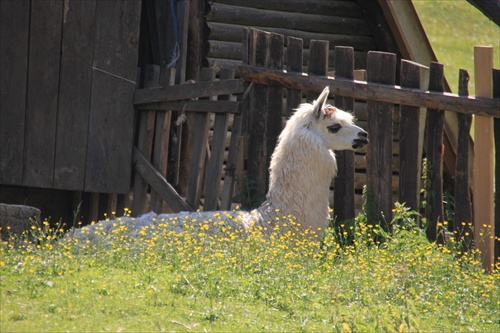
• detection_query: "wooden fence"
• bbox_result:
[132,66,246,214]
[132,28,499,269]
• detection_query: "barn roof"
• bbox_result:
[467,0,500,26]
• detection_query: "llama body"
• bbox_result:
[69,86,367,242]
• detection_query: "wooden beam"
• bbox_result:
[238,65,500,117]
[132,147,192,212]
[473,46,495,271]
[134,79,245,105]
[207,2,370,35]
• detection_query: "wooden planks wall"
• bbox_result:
[0,0,141,194]
[23,0,63,188]
[54,0,96,190]
[205,0,376,75]
[0,0,30,185]
[84,0,141,193]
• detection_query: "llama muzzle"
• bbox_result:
[352,131,368,149]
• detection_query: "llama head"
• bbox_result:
[310,86,368,151]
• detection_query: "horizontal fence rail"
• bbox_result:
[238,65,500,117]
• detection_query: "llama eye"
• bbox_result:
[327,124,342,133]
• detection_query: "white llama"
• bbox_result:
[242,86,368,235]
[69,86,368,242]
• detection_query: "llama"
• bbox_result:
[240,86,368,235]
[69,86,368,242]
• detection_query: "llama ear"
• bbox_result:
[312,86,330,119]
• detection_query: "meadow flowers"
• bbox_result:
[1,208,498,332]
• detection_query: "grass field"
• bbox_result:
[1,205,499,332]
[1,2,499,332]
[412,0,500,94]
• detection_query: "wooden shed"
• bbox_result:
[0,0,478,224]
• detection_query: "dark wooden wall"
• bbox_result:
[0,0,141,194]
[203,0,385,75]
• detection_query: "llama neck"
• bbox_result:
[264,127,337,232]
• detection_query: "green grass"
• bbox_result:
[412,0,500,95]
[1,205,499,332]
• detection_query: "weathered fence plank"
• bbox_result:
[333,46,356,227]
[238,65,500,117]
[132,65,160,216]
[454,69,473,253]
[84,0,141,193]
[306,40,329,101]
[136,100,240,113]
[132,147,192,212]
[134,79,245,105]
[220,88,247,210]
[424,62,445,243]
[266,33,285,186]
[23,0,63,188]
[365,51,397,231]
[204,69,236,211]
[399,60,427,214]
[493,68,500,263]
[247,29,271,196]
[54,0,96,190]
[186,68,216,208]
[286,37,303,118]
[150,68,176,213]
[473,46,495,271]
[0,0,29,185]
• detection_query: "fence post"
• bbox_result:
[185,67,215,208]
[399,60,427,216]
[150,67,175,212]
[306,40,329,101]
[132,64,160,216]
[285,37,303,119]
[454,69,473,253]
[247,29,270,199]
[473,46,494,271]
[494,68,500,264]
[333,46,356,231]
[424,62,445,243]
[203,68,235,211]
[365,51,397,231]
[266,33,285,187]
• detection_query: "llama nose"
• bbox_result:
[352,131,369,149]
[358,131,368,138]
